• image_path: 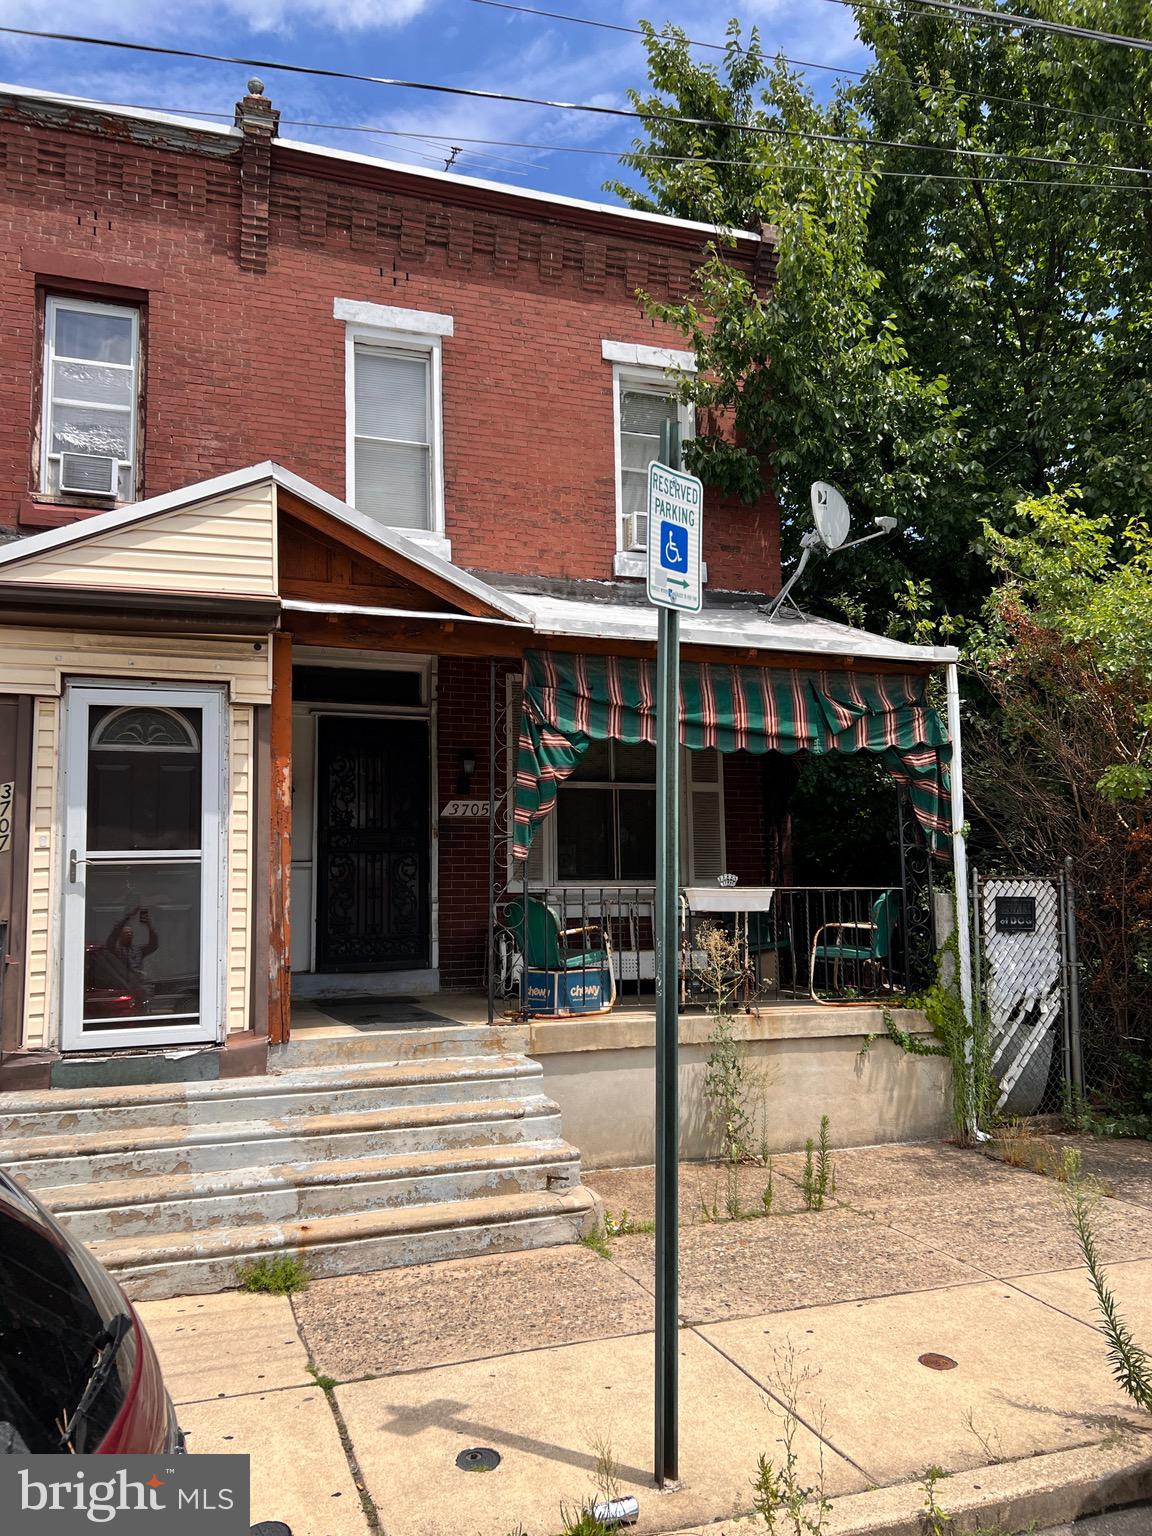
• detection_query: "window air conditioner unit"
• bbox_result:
[59,453,118,496]
[622,511,648,551]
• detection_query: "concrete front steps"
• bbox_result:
[0,1044,598,1299]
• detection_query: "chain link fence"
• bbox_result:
[972,868,1080,1118]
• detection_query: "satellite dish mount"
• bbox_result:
[762,482,896,620]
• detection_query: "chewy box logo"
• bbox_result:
[3,1458,249,1533]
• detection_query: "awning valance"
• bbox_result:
[513,649,952,859]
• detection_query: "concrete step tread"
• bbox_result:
[0,1053,540,1118]
[0,1094,561,1163]
[42,1139,579,1212]
[88,1185,599,1269]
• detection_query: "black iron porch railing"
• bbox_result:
[494,884,920,1014]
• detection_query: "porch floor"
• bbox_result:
[287,990,880,1040]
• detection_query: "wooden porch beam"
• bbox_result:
[281,608,937,675]
[268,631,293,1045]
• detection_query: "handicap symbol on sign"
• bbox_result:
[661,521,688,570]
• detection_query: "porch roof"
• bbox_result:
[506,590,960,667]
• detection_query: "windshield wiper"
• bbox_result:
[58,1313,133,1453]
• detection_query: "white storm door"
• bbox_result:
[60,684,225,1052]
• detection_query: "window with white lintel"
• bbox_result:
[603,339,697,580]
[337,298,452,557]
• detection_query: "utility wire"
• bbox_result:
[21,90,1152,195]
[463,0,862,75]
[818,0,1152,53]
[464,0,1148,134]
[1,24,1149,181]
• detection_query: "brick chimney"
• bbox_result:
[234,78,280,275]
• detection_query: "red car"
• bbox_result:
[0,1166,183,1455]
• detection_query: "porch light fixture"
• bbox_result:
[458,747,478,795]
[762,482,897,621]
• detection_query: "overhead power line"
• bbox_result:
[463,0,864,76]
[1,24,1149,183]
[819,0,1152,53]
[466,0,1147,135]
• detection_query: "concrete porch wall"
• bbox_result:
[524,1005,953,1169]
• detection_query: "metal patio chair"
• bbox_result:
[808,889,898,1000]
[503,896,618,1009]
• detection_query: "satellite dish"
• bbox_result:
[810,482,851,550]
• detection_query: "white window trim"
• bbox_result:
[610,363,704,581]
[601,339,696,372]
[340,306,451,558]
[42,294,140,502]
[335,298,454,337]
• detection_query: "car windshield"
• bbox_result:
[0,1197,136,1453]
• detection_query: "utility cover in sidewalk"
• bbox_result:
[456,1447,501,1472]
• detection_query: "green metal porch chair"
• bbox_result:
[503,896,618,1009]
[808,889,898,1000]
[747,912,794,990]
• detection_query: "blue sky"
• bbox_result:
[0,1,870,204]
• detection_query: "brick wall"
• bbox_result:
[0,97,779,593]
[436,656,499,991]
[723,753,768,885]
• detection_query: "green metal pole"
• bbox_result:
[654,419,681,1488]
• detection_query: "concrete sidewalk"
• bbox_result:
[137,1137,1152,1536]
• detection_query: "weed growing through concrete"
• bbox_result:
[603,1209,655,1237]
[1064,1146,1152,1412]
[307,1364,337,1391]
[236,1253,310,1294]
[579,1225,613,1259]
[919,1465,952,1533]
[961,1407,1005,1465]
[751,1343,831,1536]
[802,1117,833,1212]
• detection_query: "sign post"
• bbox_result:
[648,425,703,1489]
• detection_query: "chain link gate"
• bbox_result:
[972,866,1082,1117]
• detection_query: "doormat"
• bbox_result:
[317,998,446,1029]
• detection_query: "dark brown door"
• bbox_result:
[315,717,430,972]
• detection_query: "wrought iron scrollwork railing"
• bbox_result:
[492,883,916,1015]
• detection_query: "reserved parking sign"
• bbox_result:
[646,461,703,613]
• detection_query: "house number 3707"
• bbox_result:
[0,781,12,854]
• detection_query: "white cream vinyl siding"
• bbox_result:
[227,704,254,1033]
[0,629,272,706]
[22,697,61,1049]
[0,486,277,597]
[10,634,269,1050]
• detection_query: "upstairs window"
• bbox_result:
[41,297,139,501]
[603,344,695,578]
[337,300,451,545]
[351,343,434,531]
[617,385,685,553]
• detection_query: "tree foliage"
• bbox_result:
[964,492,1152,1081]
[613,6,1152,619]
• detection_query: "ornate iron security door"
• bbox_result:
[315,717,430,972]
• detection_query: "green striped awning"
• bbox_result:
[513,649,952,860]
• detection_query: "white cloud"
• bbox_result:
[0,0,433,36]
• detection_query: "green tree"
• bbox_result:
[614,27,963,619]
[964,490,1152,1084]
[613,7,1152,621]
